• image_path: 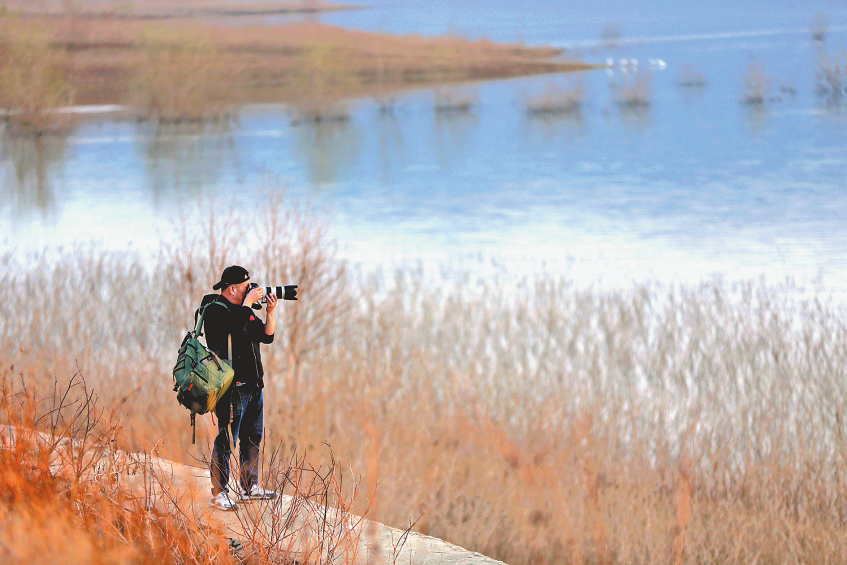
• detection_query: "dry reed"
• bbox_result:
[3,200,847,564]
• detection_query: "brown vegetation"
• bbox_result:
[0,373,372,564]
[4,0,353,19]
[0,1,594,125]
[4,198,847,564]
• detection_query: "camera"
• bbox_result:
[246,282,298,305]
[261,284,298,301]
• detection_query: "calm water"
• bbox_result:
[3,0,847,289]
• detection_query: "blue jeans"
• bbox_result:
[211,384,264,494]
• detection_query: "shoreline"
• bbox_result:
[0,1,597,126]
[2,0,360,19]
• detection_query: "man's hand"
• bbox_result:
[265,294,277,336]
[244,286,264,308]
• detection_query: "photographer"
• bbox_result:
[204,265,278,511]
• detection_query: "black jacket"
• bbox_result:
[201,294,274,389]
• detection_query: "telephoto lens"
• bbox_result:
[263,285,298,301]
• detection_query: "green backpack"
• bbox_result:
[172,301,234,442]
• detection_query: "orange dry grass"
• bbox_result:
[0,373,372,565]
[0,379,238,565]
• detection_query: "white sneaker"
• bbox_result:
[209,491,238,511]
[239,484,278,500]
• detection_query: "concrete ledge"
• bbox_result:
[150,457,508,565]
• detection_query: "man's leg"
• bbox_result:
[210,398,233,495]
[238,388,264,492]
[211,389,244,494]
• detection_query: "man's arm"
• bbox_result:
[264,294,277,337]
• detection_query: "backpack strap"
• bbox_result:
[194,299,230,336]
[193,299,223,335]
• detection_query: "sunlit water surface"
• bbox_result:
[2,0,847,291]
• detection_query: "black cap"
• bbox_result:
[213,265,250,290]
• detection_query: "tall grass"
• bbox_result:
[4,201,847,564]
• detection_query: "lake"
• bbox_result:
[2,0,847,290]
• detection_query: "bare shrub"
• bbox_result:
[434,86,479,112]
[812,12,828,42]
[816,51,846,94]
[678,64,706,88]
[742,62,770,104]
[525,78,584,115]
[616,70,652,107]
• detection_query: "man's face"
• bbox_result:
[232,280,251,302]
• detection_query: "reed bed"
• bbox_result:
[3,201,847,564]
[0,4,592,128]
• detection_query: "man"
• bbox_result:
[204,265,278,511]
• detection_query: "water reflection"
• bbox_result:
[375,109,406,185]
[677,67,708,104]
[743,102,770,135]
[432,105,478,172]
[136,118,240,206]
[290,112,363,187]
[618,102,652,134]
[523,107,586,147]
[0,124,70,216]
[817,93,847,123]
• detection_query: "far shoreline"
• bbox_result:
[3,0,361,20]
[0,0,598,127]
